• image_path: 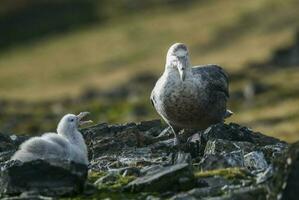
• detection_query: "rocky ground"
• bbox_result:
[0,120,298,200]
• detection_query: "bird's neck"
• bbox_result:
[164,65,192,79]
[59,130,87,153]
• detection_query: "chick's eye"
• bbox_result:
[69,118,74,122]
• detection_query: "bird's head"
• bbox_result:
[166,43,190,81]
[57,112,93,135]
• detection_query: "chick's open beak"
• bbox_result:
[77,112,93,126]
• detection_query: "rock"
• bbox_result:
[0,133,16,152]
[261,143,288,163]
[204,139,255,155]
[204,139,237,155]
[75,121,292,199]
[199,151,244,170]
[146,195,161,200]
[150,138,175,152]
[122,167,141,177]
[89,156,119,171]
[173,152,191,165]
[1,191,54,200]
[157,127,173,139]
[115,146,168,167]
[244,151,268,171]
[108,166,141,177]
[280,141,299,200]
[0,159,87,197]
[170,187,225,200]
[137,120,162,132]
[186,133,206,158]
[201,176,231,188]
[1,120,293,199]
[0,150,15,163]
[207,185,268,200]
[126,163,194,192]
[0,133,32,164]
[140,165,164,175]
[83,120,164,159]
[202,123,284,146]
[184,123,287,166]
[82,182,98,196]
[256,165,273,184]
[222,151,245,168]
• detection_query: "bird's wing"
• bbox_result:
[11,133,68,162]
[42,133,69,149]
[192,64,229,97]
[150,89,156,108]
[150,76,163,109]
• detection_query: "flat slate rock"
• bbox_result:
[205,185,268,200]
[126,163,194,192]
[202,123,285,146]
[199,150,245,170]
[0,159,87,197]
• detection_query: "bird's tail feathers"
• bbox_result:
[11,151,36,162]
[224,109,233,118]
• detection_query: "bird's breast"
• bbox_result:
[157,78,206,122]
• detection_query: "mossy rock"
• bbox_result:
[194,167,252,180]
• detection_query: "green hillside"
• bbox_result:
[0,0,299,142]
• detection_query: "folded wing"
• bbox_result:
[192,64,229,98]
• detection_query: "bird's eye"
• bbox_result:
[69,118,74,122]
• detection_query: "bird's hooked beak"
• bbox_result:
[77,112,93,126]
[177,57,187,81]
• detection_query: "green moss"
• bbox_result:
[61,171,155,200]
[63,172,141,200]
[194,168,251,180]
[88,171,107,183]
[97,175,136,191]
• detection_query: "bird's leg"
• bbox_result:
[170,125,181,146]
[186,130,204,156]
[169,125,185,164]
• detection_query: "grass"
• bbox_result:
[228,67,299,142]
[0,0,298,100]
[87,171,107,183]
[96,175,135,191]
[194,168,251,180]
[1,0,299,142]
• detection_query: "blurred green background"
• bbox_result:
[0,0,299,142]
